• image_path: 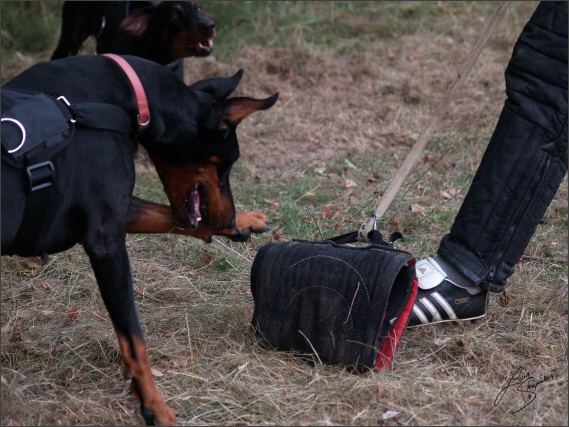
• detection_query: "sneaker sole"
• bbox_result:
[406,312,486,328]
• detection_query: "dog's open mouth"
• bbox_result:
[184,183,208,229]
[189,37,214,55]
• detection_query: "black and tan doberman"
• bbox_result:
[1,54,277,425]
[51,1,215,77]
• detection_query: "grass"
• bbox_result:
[2,1,567,426]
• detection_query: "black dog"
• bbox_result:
[1,55,277,425]
[51,1,215,66]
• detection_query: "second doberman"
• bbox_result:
[51,1,216,65]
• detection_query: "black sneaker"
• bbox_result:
[407,258,488,328]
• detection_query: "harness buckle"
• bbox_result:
[27,161,55,192]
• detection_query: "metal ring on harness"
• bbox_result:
[57,96,77,123]
[1,117,26,154]
[137,113,151,127]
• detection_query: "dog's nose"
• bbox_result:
[202,20,215,34]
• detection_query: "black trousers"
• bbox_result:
[438,1,568,293]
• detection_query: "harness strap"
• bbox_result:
[69,103,133,135]
[9,148,56,255]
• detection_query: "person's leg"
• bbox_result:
[409,1,568,327]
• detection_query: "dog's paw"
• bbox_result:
[235,211,271,233]
[216,211,271,242]
[140,402,178,426]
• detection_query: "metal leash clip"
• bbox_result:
[357,213,378,243]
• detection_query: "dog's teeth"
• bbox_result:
[197,39,213,50]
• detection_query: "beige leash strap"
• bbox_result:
[358,1,511,243]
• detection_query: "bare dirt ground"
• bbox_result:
[184,17,515,178]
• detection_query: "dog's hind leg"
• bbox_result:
[51,2,107,60]
[84,230,177,426]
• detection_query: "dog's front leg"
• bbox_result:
[83,230,177,426]
[126,196,271,242]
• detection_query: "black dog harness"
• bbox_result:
[2,54,151,254]
[1,87,135,253]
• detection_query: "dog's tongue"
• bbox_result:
[189,189,202,226]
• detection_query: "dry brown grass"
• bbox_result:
[2,2,567,426]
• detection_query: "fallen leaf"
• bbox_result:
[65,309,79,325]
[321,206,331,220]
[151,368,164,377]
[382,410,399,420]
[410,204,426,213]
[172,358,187,367]
[433,337,452,346]
[26,261,42,270]
[332,209,344,220]
[314,167,326,175]
[377,381,385,398]
[389,218,401,228]
[349,195,360,205]
[163,246,172,254]
[273,230,283,240]
[1,375,8,386]
[41,310,55,316]
[136,287,151,297]
[423,154,434,163]
[42,280,55,291]
[344,179,358,188]
[263,199,280,211]
[440,190,451,199]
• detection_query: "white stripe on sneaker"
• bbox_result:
[419,297,443,322]
[431,291,457,320]
[412,305,429,324]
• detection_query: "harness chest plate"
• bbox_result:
[2,88,74,170]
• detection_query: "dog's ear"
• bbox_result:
[219,93,279,130]
[120,9,153,36]
[188,70,244,101]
